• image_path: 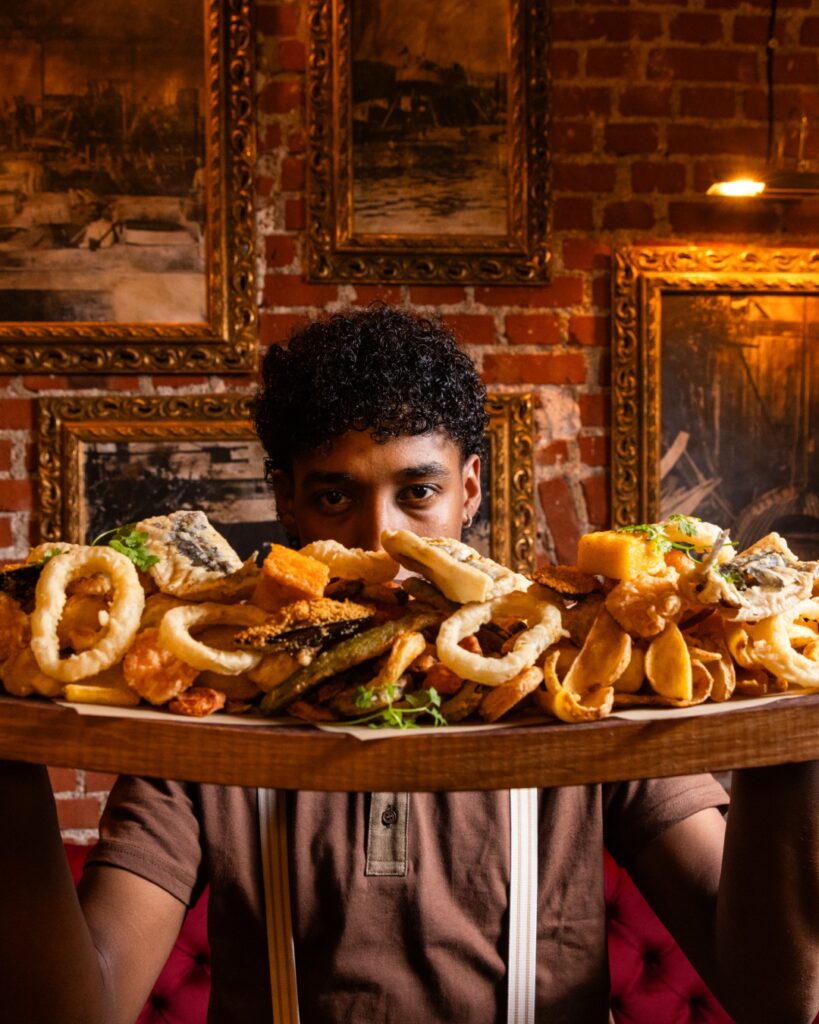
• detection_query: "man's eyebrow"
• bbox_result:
[300,463,451,486]
[300,470,355,486]
[398,462,451,479]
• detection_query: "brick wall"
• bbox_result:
[2,0,817,838]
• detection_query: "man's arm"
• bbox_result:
[629,764,819,1024]
[0,761,186,1024]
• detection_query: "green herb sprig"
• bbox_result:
[92,524,159,572]
[345,686,448,730]
[615,515,734,565]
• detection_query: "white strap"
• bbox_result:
[507,788,538,1024]
[258,788,300,1024]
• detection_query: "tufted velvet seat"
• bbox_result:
[65,843,736,1023]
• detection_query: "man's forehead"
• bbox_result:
[292,430,462,480]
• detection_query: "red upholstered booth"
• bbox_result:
[65,843,735,1023]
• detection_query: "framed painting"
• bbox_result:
[306,0,551,284]
[37,391,537,570]
[0,0,256,374]
[612,245,819,560]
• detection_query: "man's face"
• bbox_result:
[273,431,481,550]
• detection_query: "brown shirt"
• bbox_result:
[88,776,727,1023]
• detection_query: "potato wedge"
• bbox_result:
[562,607,631,695]
[64,682,140,707]
[645,623,692,701]
[612,646,645,694]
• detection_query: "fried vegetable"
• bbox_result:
[644,623,692,701]
[479,666,543,723]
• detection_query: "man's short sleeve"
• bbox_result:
[603,773,729,868]
[86,775,205,907]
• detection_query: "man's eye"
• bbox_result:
[400,484,438,504]
[316,490,352,513]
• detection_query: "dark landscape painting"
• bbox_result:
[660,293,819,559]
[0,0,207,324]
[350,0,510,236]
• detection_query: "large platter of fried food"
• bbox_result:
[2,510,817,739]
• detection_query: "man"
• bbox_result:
[2,306,819,1023]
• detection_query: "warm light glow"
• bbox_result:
[706,178,767,198]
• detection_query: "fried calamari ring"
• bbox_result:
[299,540,399,584]
[30,546,144,683]
[436,590,563,686]
[158,602,268,674]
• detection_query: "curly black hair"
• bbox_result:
[253,305,487,480]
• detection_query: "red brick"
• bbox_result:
[0,399,32,430]
[776,53,819,84]
[261,122,282,152]
[505,315,561,346]
[679,87,736,119]
[552,121,594,154]
[602,201,655,230]
[733,15,771,45]
[618,86,672,117]
[475,277,584,309]
[668,201,781,235]
[48,767,80,793]
[150,376,210,388]
[284,197,305,230]
[579,392,609,428]
[586,47,642,80]
[552,161,617,192]
[579,435,608,466]
[21,375,69,391]
[408,286,467,305]
[667,124,767,156]
[85,771,118,791]
[257,174,275,199]
[569,315,608,348]
[442,315,497,346]
[743,87,819,121]
[553,197,595,231]
[604,123,659,154]
[582,473,610,529]
[801,17,819,45]
[551,48,580,79]
[631,161,686,193]
[263,275,338,308]
[278,39,306,72]
[538,478,582,565]
[0,480,32,512]
[55,796,104,831]
[552,86,612,118]
[0,439,10,472]
[258,312,309,346]
[264,234,297,267]
[351,284,403,307]
[669,12,724,43]
[256,4,299,36]
[552,10,661,42]
[257,81,302,116]
[591,275,611,311]
[483,353,586,386]
[562,240,610,272]
[287,131,307,154]
[281,155,305,191]
[64,376,139,392]
[536,441,570,467]
[0,517,12,547]
[647,48,758,83]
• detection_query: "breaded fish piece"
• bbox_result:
[136,510,245,598]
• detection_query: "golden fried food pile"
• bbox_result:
[1,512,817,726]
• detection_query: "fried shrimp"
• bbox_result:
[0,593,29,662]
[123,628,200,705]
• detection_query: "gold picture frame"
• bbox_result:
[0,0,256,374]
[37,391,537,570]
[306,0,551,285]
[612,245,819,556]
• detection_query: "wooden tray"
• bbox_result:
[2,693,819,791]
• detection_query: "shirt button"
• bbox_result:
[381,804,398,828]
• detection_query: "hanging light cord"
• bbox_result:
[766,0,779,164]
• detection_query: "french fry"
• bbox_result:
[63,682,140,707]
[645,623,692,701]
[479,666,543,723]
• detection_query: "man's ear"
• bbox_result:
[270,469,298,537]
[462,453,482,523]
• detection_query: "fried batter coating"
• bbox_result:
[1,647,63,697]
[57,594,110,653]
[605,568,683,638]
[235,598,373,649]
[0,593,29,662]
[123,627,200,705]
[167,686,226,717]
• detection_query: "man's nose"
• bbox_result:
[353,496,392,552]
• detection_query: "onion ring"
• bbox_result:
[158,602,269,674]
[299,540,399,584]
[30,546,144,683]
[436,590,563,686]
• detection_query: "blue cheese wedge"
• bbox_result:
[136,510,246,598]
[381,529,530,604]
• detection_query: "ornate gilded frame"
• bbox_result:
[306,0,550,284]
[37,391,536,571]
[0,0,256,375]
[611,245,819,528]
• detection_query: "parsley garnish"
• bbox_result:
[616,523,673,555]
[92,524,159,572]
[616,516,733,564]
[666,513,701,537]
[346,686,448,730]
[38,547,66,565]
